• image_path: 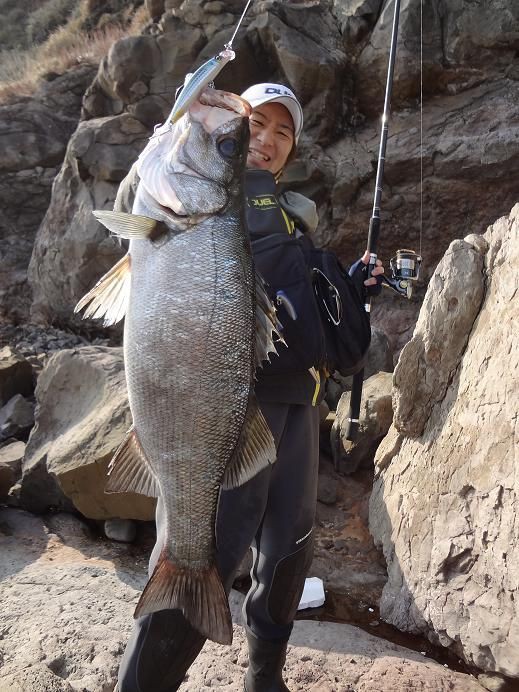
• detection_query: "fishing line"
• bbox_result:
[225,0,254,50]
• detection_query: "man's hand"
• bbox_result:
[349,251,385,297]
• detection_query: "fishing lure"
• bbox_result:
[168,0,253,124]
[168,48,236,124]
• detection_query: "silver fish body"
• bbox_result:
[78,91,280,645]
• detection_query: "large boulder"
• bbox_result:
[28,114,148,325]
[20,346,155,520]
[369,206,519,677]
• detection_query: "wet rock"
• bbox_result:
[370,206,519,677]
[331,371,393,475]
[0,395,34,441]
[0,347,34,407]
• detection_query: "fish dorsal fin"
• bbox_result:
[222,394,276,489]
[74,252,131,326]
[93,210,169,241]
[105,427,160,497]
[255,271,284,368]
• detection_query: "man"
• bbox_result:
[117,83,383,692]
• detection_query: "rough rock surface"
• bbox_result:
[0,441,25,498]
[0,508,486,692]
[20,346,155,520]
[369,206,519,677]
[0,347,34,407]
[0,65,97,323]
[0,394,34,441]
[18,0,519,347]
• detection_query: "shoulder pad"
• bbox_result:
[279,191,318,234]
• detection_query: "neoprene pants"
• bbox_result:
[118,401,319,692]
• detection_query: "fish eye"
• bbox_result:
[218,137,238,159]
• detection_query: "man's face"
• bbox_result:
[246,101,295,175]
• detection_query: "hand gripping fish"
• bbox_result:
[75,89,282,645]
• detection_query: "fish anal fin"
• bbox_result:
[134,554,233,645]
[222,395,276,490]
[255,271,284,368]
[93,210,169,241]
[106,427,159,497]
[74,252,131,326]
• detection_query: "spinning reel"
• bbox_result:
[382,248,422,299]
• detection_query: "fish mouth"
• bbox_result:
[198,88,251,118]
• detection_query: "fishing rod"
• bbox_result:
[345,0,422,441]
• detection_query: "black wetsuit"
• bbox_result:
[118,171,324,692]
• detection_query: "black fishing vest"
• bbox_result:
[245,169,326,376]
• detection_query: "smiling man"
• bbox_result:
[116,82,383,692]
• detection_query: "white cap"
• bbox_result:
[240,83,303,144]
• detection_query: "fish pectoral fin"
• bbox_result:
[255,271,285,368]
[134,554,233,645]
[105,426,159,497]
[222,394,276,490]
[93,210,169,241]
[74,252,131,326]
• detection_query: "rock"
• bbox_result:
[104,518,138,543]
[20,346,156,520]
[317,470,337,506]
[369,206,519,677]
[145,0,165,20]
[392,236,486,437]
[331,371,393,475]
[356,0,519,114]
[28,113,148,325]
[477,672,514,692]
[250,3,347,141]
[0,441,25,499]
[324,326,393,411]
[0,507,486,692]
[97,36,162,105]
[0,65,96,323]
[0,347,34,407]
[0,665,76,692]
[0,395,34,441]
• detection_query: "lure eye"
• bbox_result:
[218,137,238,159]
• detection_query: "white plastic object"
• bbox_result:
[297,577,325,610]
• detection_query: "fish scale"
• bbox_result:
[126,217,255,567]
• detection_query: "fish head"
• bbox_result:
[182,89,251,189]
[136,90,251,224]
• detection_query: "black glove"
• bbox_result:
[348,257,383,298]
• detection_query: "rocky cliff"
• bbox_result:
[369,205,518,682]
[0,0,512,352]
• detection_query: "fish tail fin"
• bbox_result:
[134,554,233,645]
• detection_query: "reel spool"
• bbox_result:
[384,248,422,299]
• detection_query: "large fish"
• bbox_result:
[75,89,281,645]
